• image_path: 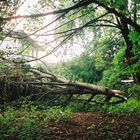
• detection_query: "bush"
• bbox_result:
[88,99,140,114]
[128,84,140,99]
[0,104,72,140]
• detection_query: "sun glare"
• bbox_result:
[1,0,85,65]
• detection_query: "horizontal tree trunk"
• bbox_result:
[0,68,128,105]
[29,69,127,102]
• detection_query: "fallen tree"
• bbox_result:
[0,28,127,104]
[30,68,128,101]
[0,63,128,106]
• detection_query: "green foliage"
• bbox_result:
[127,31,140,76]
[129,31,140,44]
[66,98,140,114]
[0,63,9,73]
[128,84,140,99]
[99,67,122,89]
[113,0,128,11]
[51,51,106,83]
[129,32,140,69]
[67,101,87,112]
[87,99,140,114]
[0,104,72,140]
[105,99,140,114]
[113,47,125,65]
[35,63,48,72]
[99,46,128,89]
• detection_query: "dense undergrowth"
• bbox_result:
[0,98,140,139]
[69,98,140,114]
[0,103,72,140]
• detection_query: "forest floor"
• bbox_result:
[47,112,140,140]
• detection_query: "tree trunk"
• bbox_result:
[117,17,140,84]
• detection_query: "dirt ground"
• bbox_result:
[47,112,140,140]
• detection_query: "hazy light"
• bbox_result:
[2,0,85,65]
